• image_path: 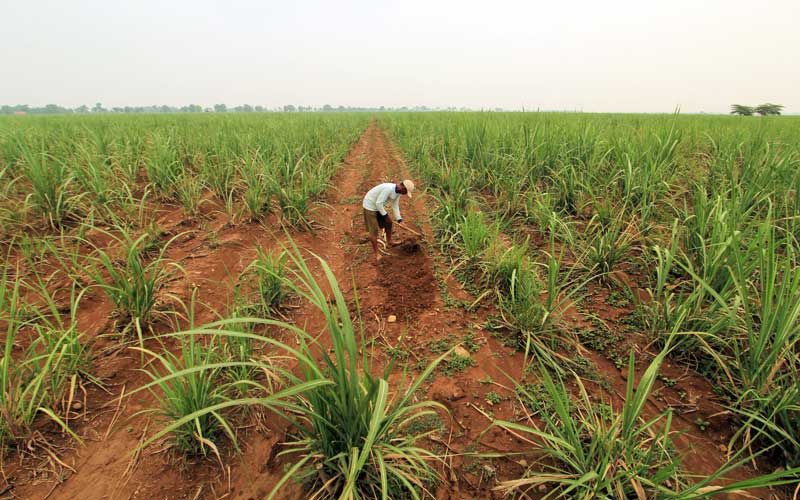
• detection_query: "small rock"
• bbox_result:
[718,444,727,452]
[453,346,471,358]
[72,401,83,410]
[387,315,397,323]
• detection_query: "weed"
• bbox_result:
[442,355,476,376]
[485,391,502,405]
[429,335,455,354]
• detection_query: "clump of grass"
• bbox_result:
[499,267,545,334]
[144,133,182,198]
[442,354,476,376]
[19,143,83,228]
[241,248,289,316]
[85,226,182,334]
[277,184,314,228]
[459,209,497,261]
[136,333,232,456]
[482,240,529,293]
[175,172,206,218]
[582,213,637,283]
[239,150,275,220]
[487,346,682,498]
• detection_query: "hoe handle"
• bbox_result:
[397,222,423,238]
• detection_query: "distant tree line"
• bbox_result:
[1,103,248,115]
[0,103,480,115]
[730,103,784,116]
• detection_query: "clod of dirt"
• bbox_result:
[400,237,421,254]
[430,378,466,402]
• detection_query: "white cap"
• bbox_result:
[402,179,415,198]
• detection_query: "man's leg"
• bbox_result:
[378,214,399,246]
[365,208,382,262]
[369,234,381,261]
[385,220,400,246]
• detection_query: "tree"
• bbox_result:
[214,103,227,113]
[755,103,783,116]
[93,102,106,113]
[283,104,296,112]
[43,104,67,114]
[730,104,754,116]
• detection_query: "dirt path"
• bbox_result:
[222,122,514,499]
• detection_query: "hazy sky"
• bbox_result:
[2,0,798,113]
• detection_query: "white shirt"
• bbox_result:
[363,183,402,220]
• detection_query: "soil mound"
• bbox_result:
[399,237,420,254]
[376,241,435,318]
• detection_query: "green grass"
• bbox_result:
[441,354,476,376]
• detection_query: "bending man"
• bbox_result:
[362,180,415,262]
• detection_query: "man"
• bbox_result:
[362,180,415,262]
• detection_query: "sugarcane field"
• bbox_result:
[2,2,799,499]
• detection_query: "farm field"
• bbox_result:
[1,112,800,499]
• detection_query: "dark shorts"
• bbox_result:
[363,208,391,237]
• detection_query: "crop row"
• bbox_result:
[384,111,800,497]
[0,113,369,234]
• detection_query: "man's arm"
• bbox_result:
[392,196,402,221]
[375,188,391,216]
